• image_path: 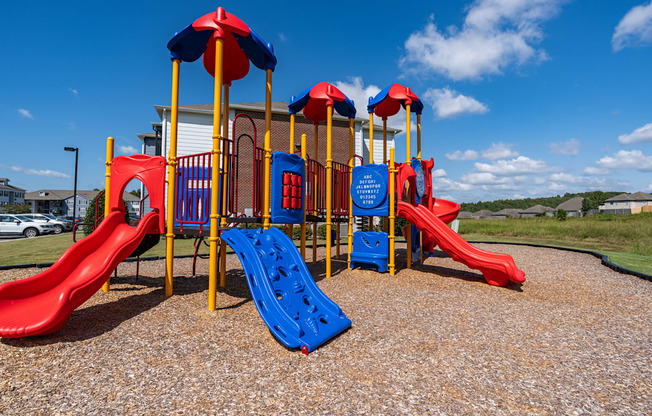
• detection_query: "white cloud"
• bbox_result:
[18,108,33,119]
[445,149,479,161]
[422,87,489,119]
[432,168,448,178]
[583,166,610,175]
[0,164,70,178]
[481,142,519,160]
[618,122,652,145]
[434,177,475,192]
[117,145,139,155]
[278,33,287,42]
[549,138,580,155]
[69,88,78,96]
[646,182,652,191]
[612,1,652,51]
[474,155,548,175]
[596,149,652,171]
[400,1,564,80]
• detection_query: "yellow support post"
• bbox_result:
[102,136,114,292]
[219,84,230,288]
[417,112,423,264]
[208,37,224,311]
[368,112,374,231]
[389,147,396,276]
[312,123,318,264]
[262,69,273,230]
[325,105,333,278]
[288,113,295,239]
[347,118,354,268]
[383,118,388,234]
[300,134,307,259]
[164,59,181,297]
[405,104,412,269]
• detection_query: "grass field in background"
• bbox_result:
[459,212,652,275]
[1,214,650,276]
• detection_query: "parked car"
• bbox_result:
[21,213,73,234]
[0,214,55,238]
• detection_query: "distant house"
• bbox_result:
[0,178,26,208]
[25,190,140,217]
[490,209,521,219]
[555,197,584,217]
[457,211,474,219]
[599,192,652,214]
[471,210,494,219]
[519,205,554,218]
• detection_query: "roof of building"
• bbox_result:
[491,208,521,217]
[0,178,26,192]
[154,102,402,132]
[472,209,494,217]
[556,197,584,211]
[457,211,474,219]
[519,204,554,214]
[25,190,138,202]
[605,191,652,202]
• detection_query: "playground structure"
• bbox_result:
[0,7,524,352]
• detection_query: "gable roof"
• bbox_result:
[472,210,494,217]
[556,197,584,211]
[519,204,554,214]
[605,191,652,202]
[25,190,138,202]
[457,211,474,219]
[491,208,521,217]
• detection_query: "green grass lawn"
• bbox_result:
[1,215,650,277]
[459,212,652,275]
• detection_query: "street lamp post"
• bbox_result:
[64,147,78,221]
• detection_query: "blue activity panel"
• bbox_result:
[271,152,305,224]
[174,165,221,230]
[411,158,425,204]
[350,164,389,217]
[410,224,421,263]
[350,231,389,272]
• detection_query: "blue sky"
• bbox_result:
[2,0,651,203]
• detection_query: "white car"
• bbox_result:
[0,214,55,238]
[21,213,72,234]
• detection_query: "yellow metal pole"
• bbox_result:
[102,136,114,292]
[389,147,396,276]
[383,118,388,234]
[347,118,354,268]
[300,134,307,259]
[164,59,181,296]
[368,112,374,231]
[417,112,423,264]
[208,37,224,310]
[263,69,273,230]
[312,123,318,264]
[219,84,230,288]
[325,105,333,278]
[288,113,295,239]
[405,104,412,269]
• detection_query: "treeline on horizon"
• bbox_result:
[458,191,624,213]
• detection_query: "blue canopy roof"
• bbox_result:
[367,84,424,116]
[288,83,356,119]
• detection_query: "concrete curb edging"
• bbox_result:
[468,241,652,282]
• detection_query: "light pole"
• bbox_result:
[64,147,78,221]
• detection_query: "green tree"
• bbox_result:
[83,191,129,235]
[129,189,141,198]
[554,209,568,221]
[4,203,31,214]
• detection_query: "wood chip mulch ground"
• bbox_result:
[0,243,650,415]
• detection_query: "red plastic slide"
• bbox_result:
[398,201,525,286]
[0,211,159,337]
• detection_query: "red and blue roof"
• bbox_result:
[367,83,424,119]
[167,7,277,85]
[288,82,356,123]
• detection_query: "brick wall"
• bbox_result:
[231,110,352,215]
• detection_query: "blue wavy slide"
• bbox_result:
[220,227,351,353]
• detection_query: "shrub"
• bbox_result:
[83,191,129,235]
[554,209,568,221]
[3,203,31,214]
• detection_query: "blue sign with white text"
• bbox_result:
[351,164,389,217]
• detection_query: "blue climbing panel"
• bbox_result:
[350,231,389,272]
[220,227,351,353]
